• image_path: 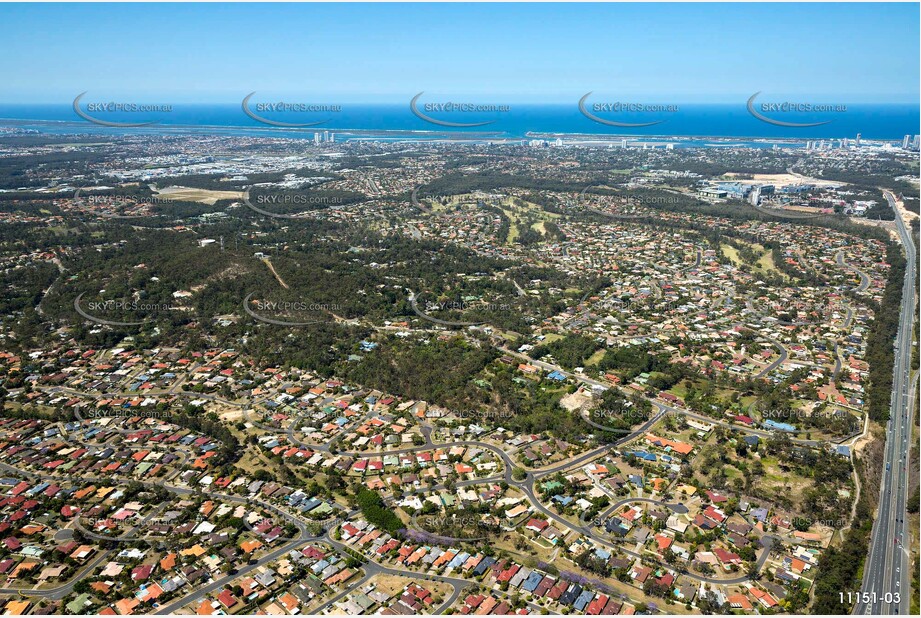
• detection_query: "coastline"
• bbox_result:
[0,102,917,143]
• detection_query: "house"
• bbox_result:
[727,593,753,610]
[3,600,31,616]
[525,518,549,534]
[217,590,239,609]
[713,547,742,569]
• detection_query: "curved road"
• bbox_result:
[836,250,871,293]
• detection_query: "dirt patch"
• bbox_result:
[366,574,453,607]
[218,407,244,422]
[560,389,593,412]
[725,172,844,188]
[154,185,244,205]
[856,427,886,514]
[260,257,289,289]
[891,192,919,224]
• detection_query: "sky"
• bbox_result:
[0,2,918,104]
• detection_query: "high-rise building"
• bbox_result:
[855,133,861,147]
[903,135,911,149]
[314,132,321,145]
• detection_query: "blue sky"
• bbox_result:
[1,2,918,103]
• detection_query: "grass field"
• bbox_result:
[154,186,244,205]
[721,240,786,280]
[720,243,742,266]
[497,196,560,245]
[585,349,606,366]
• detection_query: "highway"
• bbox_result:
[855,191,916,616]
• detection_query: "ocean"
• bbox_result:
[0,102,917,144]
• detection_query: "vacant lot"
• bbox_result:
[154,185,244,205]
